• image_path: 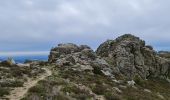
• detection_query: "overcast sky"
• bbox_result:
[0,0,170,55]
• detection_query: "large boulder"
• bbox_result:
[48,43,96,63]
[48,35,170,80]
[48,43,80,63]
[96,34,170,80]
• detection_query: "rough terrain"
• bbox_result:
[4,68,52,100]
[1,34,170,100]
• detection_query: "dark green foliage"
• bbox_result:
[0,80,24,87]
[104,92,121,100]
[0,87,10,97]
[92,66,103,75]
[28,84,46,93]
[91,84,106,95]
[134,75,146,87]
[62,85,79,94]
[61,84,92,99]
[91,63,104,75]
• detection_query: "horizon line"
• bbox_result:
[0,51,49,56]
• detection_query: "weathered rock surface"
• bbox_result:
[19,34,170,100]
[96,34,170,80]
[48,43,114,78]
[48,43,95,63]
[48,34,170,80]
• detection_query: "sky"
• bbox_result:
[0,0,170,55]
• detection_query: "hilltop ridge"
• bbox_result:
[1,34,170,100]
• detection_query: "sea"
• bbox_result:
[0,55,48,63]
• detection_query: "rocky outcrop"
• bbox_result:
[96,34,170,80]
[48,43,93,63]
[48,43,115,77]
[21,34,170,100]
[48,34,170,80]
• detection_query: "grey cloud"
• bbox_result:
[0,0,170,51]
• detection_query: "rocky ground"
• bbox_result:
[158,51,170,60]
[0,34,170,100]
[0,59,46,99]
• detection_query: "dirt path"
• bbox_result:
[4,68,52,100]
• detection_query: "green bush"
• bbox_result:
[92,65,103,75]
[134,75,145,87]
[28,85,45,93]
[74,94,91,100]
[0,87,10,97]
[0,80,24,87]
[91,84,106,95]
[104,92,121,100]
[62,85,80,94]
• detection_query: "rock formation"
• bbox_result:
[96,34,170,79]
[9,34,170,100]
[49,34,170,80]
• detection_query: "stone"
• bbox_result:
[81,49,96,60]
[119,85,127,89]
[48,43,95,63]
[48,43,80,63]
[17,63,30,67]
[95,58,109,66]
[144,89,152,93]
[80,65,93,71]
[101,70,112,76]
[127,80,135,86]
[48,34,170,82]
[96,34,170,80]
[113,87,122,93]
[166,78,170,83]
[157,93,165,99]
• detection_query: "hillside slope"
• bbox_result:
[1,34,170,100]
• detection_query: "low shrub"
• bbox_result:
[104,92,121,100]
[0,87,10,97]
[28,85,45,93]
[0,80,24,87]
[134,75,146,87]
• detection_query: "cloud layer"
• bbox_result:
[0,0,170,52]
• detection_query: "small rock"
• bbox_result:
[166,78,170,83]
[119,85,127,89]
[113,87,122,93]
[80,65,93,71]
[144,89,152,93]
[112,79,121,83]
[17,63,30,67]
[101,70,111,76]
[132,86,138,89]
[157,93,165,99]
[127,80,135,86]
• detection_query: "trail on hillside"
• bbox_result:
[4,68,52,100]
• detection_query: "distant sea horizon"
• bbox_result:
[0,55,48,63]
[0,51,49,63]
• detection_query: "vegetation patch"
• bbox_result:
[0,87,10,97]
